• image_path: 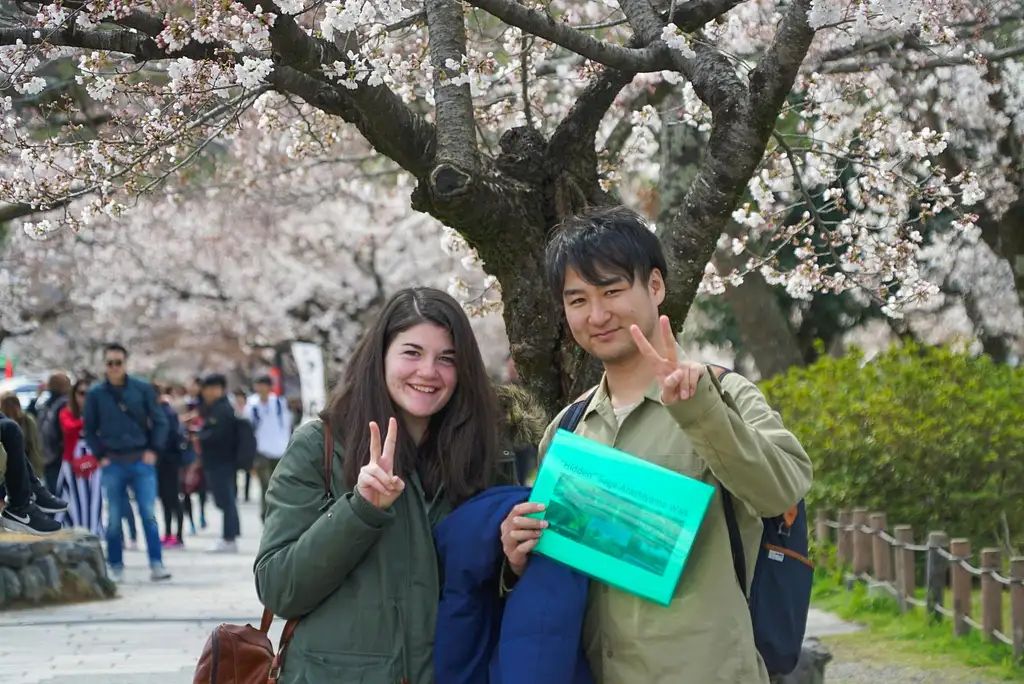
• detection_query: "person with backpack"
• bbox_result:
[499,206,814,684]
[243,375,293,522]
[196,374,242,553]
[37,372,72,493]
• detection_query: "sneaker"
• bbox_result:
[109,566,125,583]
[127,540,139,552]
[31,486,68,515]
[150,563,172,581]
[0,504,62,535]
[208,539,238,554]
[189,522,197,536]
[162,536,184,549]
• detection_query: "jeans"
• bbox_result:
[121,489,138,542]
[205,461,239,541]
[103,461,163,568]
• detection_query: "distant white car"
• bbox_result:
[0,375,48,410]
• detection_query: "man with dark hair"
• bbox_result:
[84,342,171,582]
[198,374,241,552]
[500,205,813,684]
[243,374,293,522]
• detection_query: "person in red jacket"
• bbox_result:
[55,380,106,535]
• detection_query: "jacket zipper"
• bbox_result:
[209,628,220,684]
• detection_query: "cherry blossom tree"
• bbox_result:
[1,185,507,378]
[0,0,1020,411]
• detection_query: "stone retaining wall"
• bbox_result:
[0,529,116,608]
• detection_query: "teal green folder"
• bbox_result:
[527,429,715,606]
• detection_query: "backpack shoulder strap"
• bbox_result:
[705,362,748,599]
[720,487,748,601]
[558,389,597,433]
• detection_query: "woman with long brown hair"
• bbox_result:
[255,287,534,684]
[0,391,45,479]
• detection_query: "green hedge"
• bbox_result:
[760,343,1024,551]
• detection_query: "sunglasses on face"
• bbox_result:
[106,359,124,367]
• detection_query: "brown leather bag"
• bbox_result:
[193,427,335,684]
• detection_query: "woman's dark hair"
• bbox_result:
[69,380,90,418]
[319,287,500,504]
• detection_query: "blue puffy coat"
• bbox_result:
[433,485,594,684]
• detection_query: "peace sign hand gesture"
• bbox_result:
[630,315,706,405]
[357,417,405,510]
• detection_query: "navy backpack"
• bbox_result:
[556,365,813,676]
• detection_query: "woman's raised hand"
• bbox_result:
[356,417,405,510]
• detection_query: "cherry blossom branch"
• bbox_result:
[822,43,1024,74]
[617,0,664,44]
[425,0,478,180]
[465,0,673,72]
[666,0,747,29]
[0,25,220,61]
[549,0,746,184]
[657,0,814,319]
[239,0,437,177]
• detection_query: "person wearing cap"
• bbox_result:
[197,373,241,553]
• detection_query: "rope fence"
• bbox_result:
[815,508,1024,662]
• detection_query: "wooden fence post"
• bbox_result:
[837,509,852,567]
[894,525,915,612]
[950,538,972,637]
[852,508,870,576]
[870,512,891,582]
[926,531,949,623]
[815,508,829,545]
[1011,557,1023,663]
[981,548,1003,643]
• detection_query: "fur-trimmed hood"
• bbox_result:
[494,383,548,449]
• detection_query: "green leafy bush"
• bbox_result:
[760,342,1024,553]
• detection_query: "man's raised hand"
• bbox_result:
[630,315,705,405]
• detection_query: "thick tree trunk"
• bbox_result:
[412,125,612,417]
[718,254,805,378]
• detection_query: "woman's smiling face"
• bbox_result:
[384,322,458,440]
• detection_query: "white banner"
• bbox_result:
[290,342,326,425]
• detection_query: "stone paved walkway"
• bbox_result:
[0,495,858,684]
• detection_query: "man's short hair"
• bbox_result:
[200,373,227,389]
[104,343,129,358]
[254,375,273,387]
[545,205,669,301]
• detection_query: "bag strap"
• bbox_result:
[558,389,597,433]
[265,423,335,681]
[705,364,749,602]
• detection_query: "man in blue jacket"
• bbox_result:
[84,343,171,583]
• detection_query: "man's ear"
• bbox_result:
[648,268,666,305]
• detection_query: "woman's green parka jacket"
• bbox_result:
[254,384,547,684]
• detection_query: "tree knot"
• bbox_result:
[430,163,473,199]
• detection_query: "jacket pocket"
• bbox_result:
[297,650,398,683]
